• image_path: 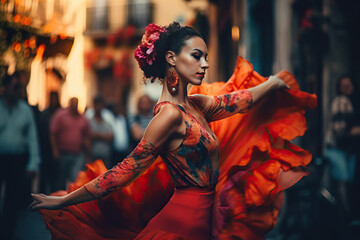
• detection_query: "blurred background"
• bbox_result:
[0,0,359,239]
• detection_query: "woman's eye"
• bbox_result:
[193,55,201,60]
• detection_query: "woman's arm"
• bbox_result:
[28,187,96,211]
[247,75,289,105]
[192,75,289,122]
[29,104,183,211]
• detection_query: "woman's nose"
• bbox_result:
[201,59,209,69]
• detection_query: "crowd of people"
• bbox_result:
[47,92,156,193]
[0,70,155,239]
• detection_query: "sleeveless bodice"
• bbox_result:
[153,98,219,187]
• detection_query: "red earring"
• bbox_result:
[166,67,179,94]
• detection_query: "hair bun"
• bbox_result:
[136,22,202,82]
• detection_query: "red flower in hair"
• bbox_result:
[134,23,166,68]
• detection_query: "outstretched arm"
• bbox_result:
[247,74,289,105]
[29,104,183,211]
[192,74,289,122]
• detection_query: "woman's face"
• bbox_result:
[174,36,209,85]
[340,77,353,96]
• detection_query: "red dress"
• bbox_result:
[39,57,317,240]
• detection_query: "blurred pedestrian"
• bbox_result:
[39,91,61,193]
[129,94,154,145]
[0,71,41,239]
[325,75,358,221]
[50,97,90,191]
[88,95,114,168]
[85,101,115,128]
[112,102,132,165]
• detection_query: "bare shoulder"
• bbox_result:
[154,103,183,125]
[144,103,183,146]
[189,94,212,112]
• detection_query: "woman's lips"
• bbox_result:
[197,73,205,78]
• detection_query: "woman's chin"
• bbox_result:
[186,78,203,87]
[192,79,203,85]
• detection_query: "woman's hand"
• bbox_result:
[247,74,290,105]
[268,75,290,90]
[28,193,65,211]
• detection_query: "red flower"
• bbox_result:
[134,23,166,68]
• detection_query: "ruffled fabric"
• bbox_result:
[189,57,317,240]
[40,159,174,239]
[39,57,316,240]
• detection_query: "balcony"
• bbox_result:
[84,0,153,40]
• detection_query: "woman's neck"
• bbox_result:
[159,81,190,107]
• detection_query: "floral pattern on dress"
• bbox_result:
[85,138,160,198]
[206,90,253,122]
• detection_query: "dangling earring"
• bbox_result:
[166,67,179,94]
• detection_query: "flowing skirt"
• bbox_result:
[135,187,215,240]
[39,57,317,240]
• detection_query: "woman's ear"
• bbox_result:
[165,51,176,66]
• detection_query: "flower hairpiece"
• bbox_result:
[134,23,166,68]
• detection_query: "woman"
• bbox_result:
[325,75,358,219]
[29,22,316,240]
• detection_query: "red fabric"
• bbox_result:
[40,57,317,240]
[135,188,214,240]
[189,57,317,240]
[40,159,174,240]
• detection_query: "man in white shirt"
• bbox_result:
[0,72,41,239]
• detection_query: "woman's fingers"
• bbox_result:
[274,75,290,90]
[269,75,290,90]
[28,193,64,211]
[28,193,48,211]
[30,202,41,211]
[28,193,42,211]
[31,193,41,200]
[31,202,45,211]
[27,200,39,211]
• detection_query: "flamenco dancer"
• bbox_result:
[29,22,317,240]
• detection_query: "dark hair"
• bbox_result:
[140,22,203,82]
